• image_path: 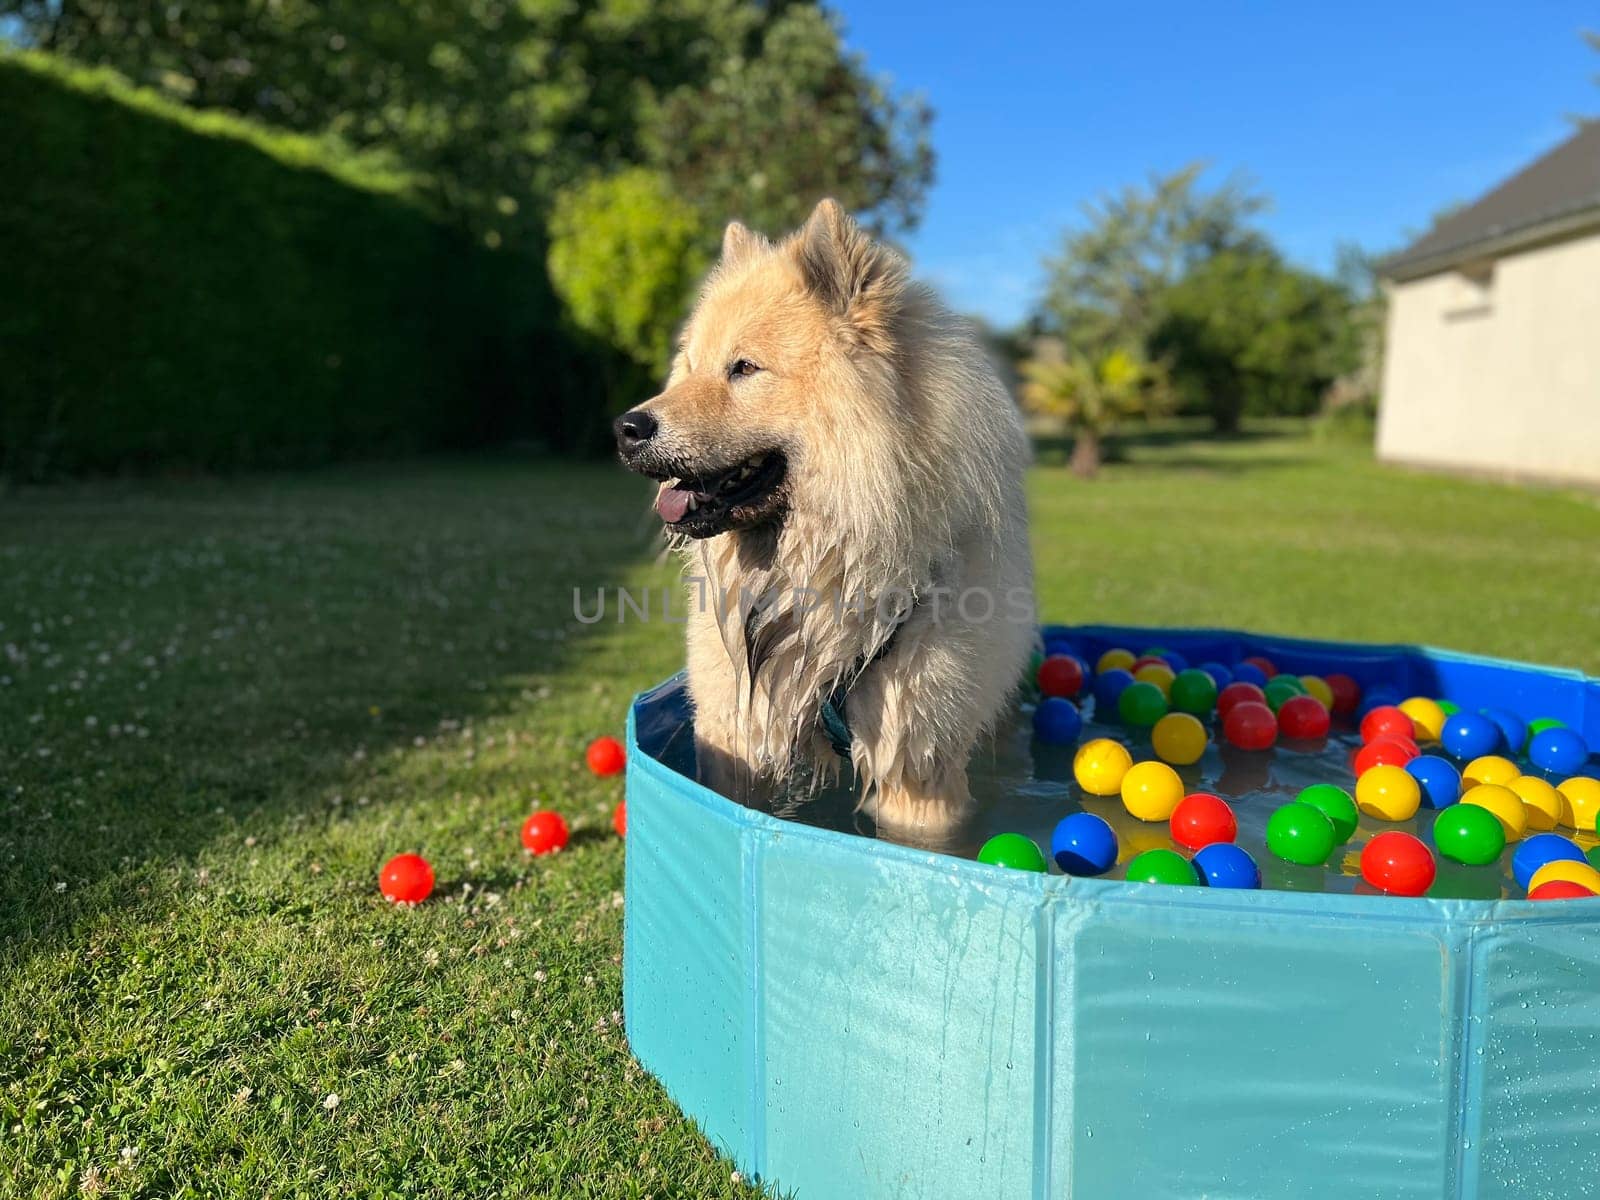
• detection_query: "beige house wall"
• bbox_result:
[1378,229,1600,485]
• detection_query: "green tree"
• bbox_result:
[1019,340,1172,477]
[1151,249,1355,433]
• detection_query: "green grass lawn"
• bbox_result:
[2,429,1597,1198]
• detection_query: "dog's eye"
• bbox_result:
[727,359,761,380]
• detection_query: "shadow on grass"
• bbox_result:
[1031,421,1312,474]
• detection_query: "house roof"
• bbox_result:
[1381,120,1600,280]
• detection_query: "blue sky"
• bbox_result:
[834,2,1599,326]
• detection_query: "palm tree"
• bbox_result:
[1020,339,1171,477]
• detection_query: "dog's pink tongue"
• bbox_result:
[656,486,692,524]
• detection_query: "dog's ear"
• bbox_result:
[720,220,765,268]
[795,199,906,349]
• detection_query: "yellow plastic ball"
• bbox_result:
[1509,775,1564,832]
[1132,663,1175,698]
[1120,760,1185,822]
[1528,859,1600,895]
[1073,738,1133,796]
[1557,776,1600,833]
[1355,764,1422,822]
[1151,712,1208,766]
[1299,675,1334,709]
[1464,755,1519,789]
[1096,648,1136,674]
[1462,783,1528,842]
[1399,697,1446,742]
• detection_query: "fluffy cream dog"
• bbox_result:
[615,199,1035,833]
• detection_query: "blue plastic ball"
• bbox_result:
[1043,636,1078,659]
[1358,684,1403,718]
[1512,833,1588,891]
[1032,697,1083,746]
[1405,754,1462,809]
[1439,712,1502,761]
[1528,727,1589,777]
[1093,668,1135,718]
[1232,662,1268,689]
[1199,661,1233,690]
[1192,842,1261,889]
[1050,811,1118,876]
[1479,709,1527,760]
[1158,649,1189,673]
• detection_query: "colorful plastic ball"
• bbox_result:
[1026,649,1045,687]
[1043,635,1078,657]
[1464,755,1519,789]
[1511,833,1587,891]
[1073,738,1134,796]
[1439,712,1501,762]
[1118,680,1169,727]
[1199,661,1233,690]
[1242,654,1278,679]
[1480,708,1528,758]
[1356,764,1423,822]
[1152,712,1208,766]
[1266,802,1337,866]
[1398,697,1447,742]
[1437,700,1460,716]
[379,853,435,904]
[1296,783,1359,843]
[1148,647,1189,673]
[1277,695,1331,740]
[586,735,626,777]
[612,800,627,838]
[1324,673,1362,715]
[1405,755,1462,809]
[1037,655,1087,698]
[1093,667,1135,715]
[1461,783,1527,842]
[1361,705,1416,745]
[1353,735,1420,776]
[1132,663,1176,698]
[1589,845,1600,873]
[1131,655,1169,674]
[1509,775,1564,831]
[1170,792,1237,851]
[1033,697,1084,745]
[1529,727,1589,778]
[1432,803,1506,866]
[1298,675,1334,710]
[1192,842,1260,889]
[1527,859,1600,894]
[1216,681,1267,719]
[1360,831,1436,896]
[1557,776,1600,833]
[521,810,570,855]
[1124,848,1198,886]
[1524,717,1566,750]
[977,832,1048,872]
[1263,676,1307,713]
[1231,661,1268,689]
[1222,700,1278,751]
[1120,760,1186,822]
[1096,647,1136,674]
[1357,684,1402,718]
[1529,880,1597,901]
[1050,812,1119,876]
[1169,668,1220,715]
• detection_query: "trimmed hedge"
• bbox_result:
[0,51,604,478]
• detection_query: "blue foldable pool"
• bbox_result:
[623,626,1600,1199]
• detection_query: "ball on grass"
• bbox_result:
[586,736,626,777]
[380,853,435,905]
[521,810,570,855]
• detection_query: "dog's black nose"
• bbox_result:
[613,409,658,452]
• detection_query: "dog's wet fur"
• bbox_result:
[616,199,1035,835]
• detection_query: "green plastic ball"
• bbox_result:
[1432,803,1506,867]
[1169,668,1219,715]
[977,832,1047,872]
[1117,680,1169,727]
[1124,848,1198,885]
[1297,783,1359,843]
[1586,845,1600,874]
[1265,802,1337,866]
[1262,676,1307,712]
[1437,700,1460,716]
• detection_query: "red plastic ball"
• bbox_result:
[1130,655,1170,673]
[379,853,435,904]
[1529,880,1597,901]
[521,811,570,855]
[586,736,626,777]
[1223,700,1278,751]
[1352,735,1420,776]
[1359,831,1436,896]
[1216,682,1267,720]
[1324,673,1362,715]
[612,800,627,838]
[1277,694,1331,740]
[1169,792,1238,851]
[1360,705,1415,745]
[1036,655,1085,698]
[1242,655,1278,679]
